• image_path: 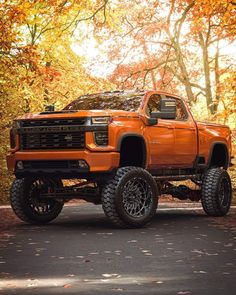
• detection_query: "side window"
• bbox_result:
[166,97,187,120]
[146,94,161,116]
[146,94,188,120]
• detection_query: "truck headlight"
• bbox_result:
[91,117,110,124]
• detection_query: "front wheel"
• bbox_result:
[102,167,158,228]
[201,168,232,216]
[10,178,64,224]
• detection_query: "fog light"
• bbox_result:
[16,161,24,170]
[94,131,108,146]
[77,160,89,169]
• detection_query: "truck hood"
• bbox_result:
[17,109,139,121]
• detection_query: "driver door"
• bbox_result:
[144,94,175,169]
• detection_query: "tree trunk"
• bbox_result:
[178,53,195,104]
[44,61,51,105]
[142,41,157,89]
[164,1,196,105]
[199,33,214,114]
[214,43,220,114]
[172,39,195,104]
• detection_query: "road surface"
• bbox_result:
[0,203,236,294]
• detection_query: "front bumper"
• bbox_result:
[6,150,120,178]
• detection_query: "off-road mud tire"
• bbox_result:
[10,178,64,224]
[201,168,232,216]
[102,167,158,228]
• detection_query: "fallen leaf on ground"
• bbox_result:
[63,284,72,288]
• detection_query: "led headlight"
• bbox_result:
[91,117,110,124]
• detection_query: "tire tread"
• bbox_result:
[10,178,63,224]
[102,167,158,228]
[201,168,232,217]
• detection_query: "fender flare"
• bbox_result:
[207,141,229,169]
[117,133,147,168]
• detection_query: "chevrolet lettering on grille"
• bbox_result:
[19,125,85,134]
[18,125,108,134]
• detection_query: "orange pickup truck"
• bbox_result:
[7,90,233,228]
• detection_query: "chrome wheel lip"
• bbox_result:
[122,177,153,218]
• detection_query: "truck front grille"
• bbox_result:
[21,132,85,150]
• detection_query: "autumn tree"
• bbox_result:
[99,0,236,115]
[0,0,112,202]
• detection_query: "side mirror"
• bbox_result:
[147,117,157,125]
[151,98,176,119]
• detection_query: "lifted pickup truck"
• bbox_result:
[7,90,233,228]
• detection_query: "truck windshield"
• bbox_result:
[64,92,144,112]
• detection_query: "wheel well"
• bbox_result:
[208,143,228,169]
[119,136,146,168]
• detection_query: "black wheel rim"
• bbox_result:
[28,180,58,215]
[218,176,231,208]
[122,177,153,218]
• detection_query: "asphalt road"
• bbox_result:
[0,203,236,295]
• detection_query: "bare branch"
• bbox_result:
[121,58,176,87]
[167,66,185,83]
[145,40,174,48]
[208,33,236,45]
[122,23,144,38]
[144,58,177,72]
[205,17,212,46]
[74,0,109,26]
[61,10,81,33]
[174,1,195,41]
[195,91,205,98]
[142,69,151,88]
[190,83,206,92]
[69,0,109,36]
[167,0,175,25]
[162,71,178,89]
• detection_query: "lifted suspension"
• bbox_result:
[161,182,201,202]
[40,181,102,204]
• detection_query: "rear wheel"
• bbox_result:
[102,167,158,228]
[10,178,64,224]
[201,168,232,216]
